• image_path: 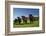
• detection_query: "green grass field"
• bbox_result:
[13,21,39,28]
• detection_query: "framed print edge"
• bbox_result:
[5,1,45,36]
[5,1,9,36]
[5,1,8,36]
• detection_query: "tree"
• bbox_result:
[29,14,34,23]
[21,16,27,24]
[13,19,18,25]
[17,17,21,24]
[24,17,27,24]
[21,16,25,23]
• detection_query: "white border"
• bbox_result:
[10,5,42,32]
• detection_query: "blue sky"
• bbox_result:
[13,8,39,20]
